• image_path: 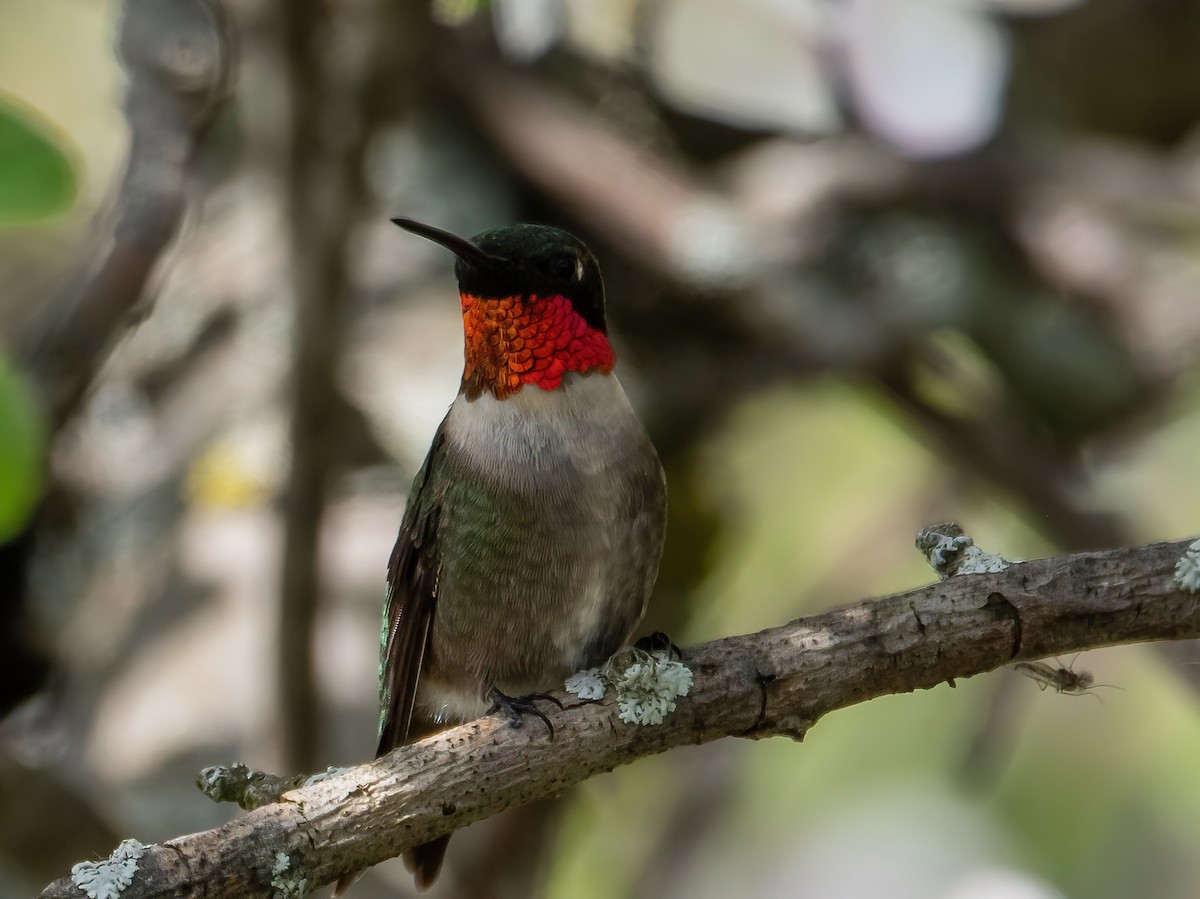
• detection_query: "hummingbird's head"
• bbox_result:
[393,218,615,400]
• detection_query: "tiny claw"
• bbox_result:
[487,689,562,738]
[635,631,684,660]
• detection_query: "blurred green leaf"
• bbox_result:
[0,93,77,225]
[0,356,45,542]
[433,0,490,26]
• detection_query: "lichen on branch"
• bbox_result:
[39,535,1200,899]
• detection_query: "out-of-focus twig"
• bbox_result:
[0,749,120,886]
[443,48,768,291]
[276,0,362,775]
[275,0,422,773]
[879,374,1132,551]
[1014,140,1200,383]
[17,0,230,432]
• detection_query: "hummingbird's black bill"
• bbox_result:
[391,217,499,268]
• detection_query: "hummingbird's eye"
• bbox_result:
[548,252,583,283]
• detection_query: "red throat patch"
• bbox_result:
[460,293,615,399]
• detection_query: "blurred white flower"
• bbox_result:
[837,0,1009,157]
[646,0,840,135]
[493,0,566,61]
[484,0,1087,159]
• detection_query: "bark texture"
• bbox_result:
[39,537,1200,898]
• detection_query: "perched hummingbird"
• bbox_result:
[348,219,667,891]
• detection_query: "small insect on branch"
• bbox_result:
[1013,657,1124,700]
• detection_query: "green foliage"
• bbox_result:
[433,0,490,26]
[0,93,78,225]
[0,356,45,542]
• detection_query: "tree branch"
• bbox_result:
[39,537,1200,898]
[275,0,419,773]
[18,0,230,433]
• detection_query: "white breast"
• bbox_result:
[442,372,645,477]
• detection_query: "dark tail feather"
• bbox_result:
[330,870,362,897]
[396,711,450,890]
[404,835,451,891]
[331,835,448,895]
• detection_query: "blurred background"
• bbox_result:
[3,0,1200,896]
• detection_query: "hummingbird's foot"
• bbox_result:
[487,688,564,738]
[635,631,684,660]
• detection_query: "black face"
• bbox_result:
[392,219,608,333]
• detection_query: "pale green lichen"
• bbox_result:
[1175,539,1200,593]
[565,648,693,726]
[955,544,1010,576]
[916,523,1009,579]
[611,651,693,725]
[564,667,606,700]
[270,851,308,898]
[71,838,145,899]
[196,763,231,796]
[649,656,694,697]
[303,765,351,786]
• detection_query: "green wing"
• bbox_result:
[376,429,444,756]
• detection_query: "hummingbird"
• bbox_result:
[346,219,667,891]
